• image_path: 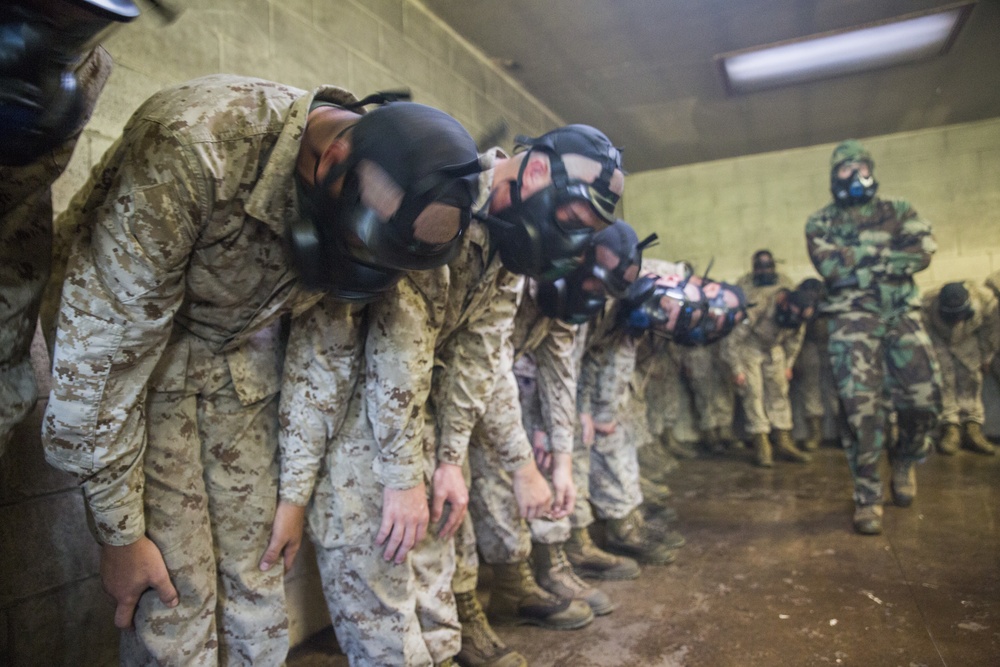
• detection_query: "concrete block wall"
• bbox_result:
[3,1,562,664]
[623,117,1000,290]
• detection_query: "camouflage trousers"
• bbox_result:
[738,345,793,434]
[792,339,839,420]
[308,380,459,666]
[828,310,941,506]
[588,410,642,521]
[679,345,736,432]
[937,351,985,425]
[119,380,288,666]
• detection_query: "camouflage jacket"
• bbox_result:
[42,75,353,545]
[720,290,805,376]
[921,281,999,373]
[805,196,935,317]
[367,149,528,472]
[509,282,579,455]
[735,271,794,308]
[577,302,636,425]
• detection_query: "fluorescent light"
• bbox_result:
[716,3,975,94]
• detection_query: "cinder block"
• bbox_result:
[270,6,344,91]
[81,64,166,141]
[378,28,433,91]
[402,2,451,65]
[354,0,404,32]
[106,11,221,85]
[315,0,381,63]
[0,491,99,604]
[943,119,1000,154]
[348,53,405,98]
[2,575,117,666]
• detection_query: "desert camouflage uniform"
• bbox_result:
[0,47,113,457]
[806,193,941,507]
[576,304,641,522]
[720,290,805,435]
[41,75,347,664]
[470,282,578,565]
[791,314,841,436]
[921,281,999,426]
[676,343,735,436]
[736,271,794,309]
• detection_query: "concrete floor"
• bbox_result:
[289,445,1000,667]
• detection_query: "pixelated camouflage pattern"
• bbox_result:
[921,281,999,425]
[43,75,346,545]
[735,270,794,309]
[677,343,736,432]
[118,338,288,665]
[720,290,804,434]
[41,74,358,661]
[0,47,113,456]
[792,314,840,421]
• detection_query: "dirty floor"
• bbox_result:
[289,446,1000,667]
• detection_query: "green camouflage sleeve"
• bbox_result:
[880,201,935,277]
[365,273,444,489]
[434,271,523,467]
[42,119,203,546]
[976,286,999,367]
[534,320,578,454]
[805,209,880,289]
[278,298,364,505]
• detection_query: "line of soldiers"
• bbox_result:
[2,4,752,666]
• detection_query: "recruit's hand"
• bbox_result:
[101,537,179,630]
[733,372,747,388]
[431,462,468,540]
[784,367,794,381]
[512,461,552,521]
[377,484,430,565]
[532,430,552,473]
[260,500,307,573]
[594,419,617,435]
[549,452,576,520]
[579,412,595,447]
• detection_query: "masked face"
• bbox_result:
[831,160,878,207]
[939,304,973,326]
[774,290,815,329]
[0,1,138,166]
[536,274,606,325]
[679,281,747,345]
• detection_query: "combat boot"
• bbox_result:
[963,422,996,455]
[891,461,916,508]
[637,440,674,485]
[664,430,698,460]
[716,424,736,449]
[802,416,823,451]
[488,561,593,630]
[454,591,527,667]
[772,429,811,463]
[532,543,614,616]
[640,475,672,507]
[751,433,773,467]
[852,504,883,535]
[605,509,678,565]
[937,423,961,455]
[565,527,640,580]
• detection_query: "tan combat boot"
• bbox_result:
[937,423,961,455]
[637,440,674,485]
[772,429,811,463]
[565,527,640,581]
[891,461,916,508]
[802,416,823,451]
[964,422,996,455]
[454,591,527,667]
[852,504,883,535]
[605,509,679,565]
[752,433,773,467]
[488,561,593,630]
[664,429,698,460]
[532,543,614,616]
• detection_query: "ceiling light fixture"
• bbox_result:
[716,2,975,94]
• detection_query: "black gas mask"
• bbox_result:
[831,162,878,207]
[0,0,139,166]
[536,221,650,324]
[751,252,778,287]
[679,281,748,345]
[938,282,973,325]
[774,288,818,329]
[291,98,480,301]
[481,124,623,280]
[620,274,707,342]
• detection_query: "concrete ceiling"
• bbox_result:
[424,0,1000,173]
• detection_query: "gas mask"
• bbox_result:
[678,281,748,345]
[0,0,139,166]
[831,162,878,207]
[292,99,480,301]
[620,274,707,342]
[536,275,606,325]
[480,124,623,280]
[938,282,973,325]
[774,289,817,329]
